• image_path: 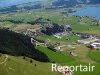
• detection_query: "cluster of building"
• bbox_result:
[15,28,42,38]
[77,37,100,50]
[90,43,100,50]
[77,37,98,44]
[53,29,100,51]
[72,32,93,38]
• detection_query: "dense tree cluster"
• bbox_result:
[41,23,64,35]
[0,29,49,62]
[52,0,77,7]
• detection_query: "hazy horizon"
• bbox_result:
[0,0,45,7]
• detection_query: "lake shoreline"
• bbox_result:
[69,5,100,20]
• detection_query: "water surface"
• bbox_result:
[70,6,100,20]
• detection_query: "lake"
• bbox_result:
[70,6,100,20]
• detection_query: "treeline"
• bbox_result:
[41,23,64,35]
[0,5,18,13]
[41,23,72,35]
[52,0,77,7]
[0,4,42,13]
[0,29,49,62]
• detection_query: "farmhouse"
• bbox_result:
[77,37,98,44]
[90,43,100,49]
[54,33,63,39]
[70,52,78,57]
[54,32,69,39]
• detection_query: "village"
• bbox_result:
[12,22,100,75]
[7,11,100,75]
[14,22,100,58]
[1,0,100,75]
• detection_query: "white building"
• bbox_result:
[90,43,100,49]
[77,37,98,44]
[54,32,69,39]
[54,33,63,39]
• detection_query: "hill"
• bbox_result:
[0,29,49,62]
[36,46,74,63]
[0,0,100,13]
[0,54,60,75]
[0,0,43,7]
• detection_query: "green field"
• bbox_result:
[36,46,100,75]
[89,50,100,62]
[1,45,100,75]
[0,3,100,75]
[36,46,74,64]
[0,54,61,75]
[36,35,82,44]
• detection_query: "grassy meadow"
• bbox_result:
[0,5,100,75]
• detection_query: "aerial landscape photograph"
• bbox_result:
[0,0,100,75]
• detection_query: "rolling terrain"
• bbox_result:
[0,0,100,75]
[0,0,100,13]
[0,29,49,62]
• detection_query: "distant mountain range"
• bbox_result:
[0,0,43,7]
[0,0,100,8]
[52,0,100,7]
[0,0,100,13]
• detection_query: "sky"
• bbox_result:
[0,0,44,7]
